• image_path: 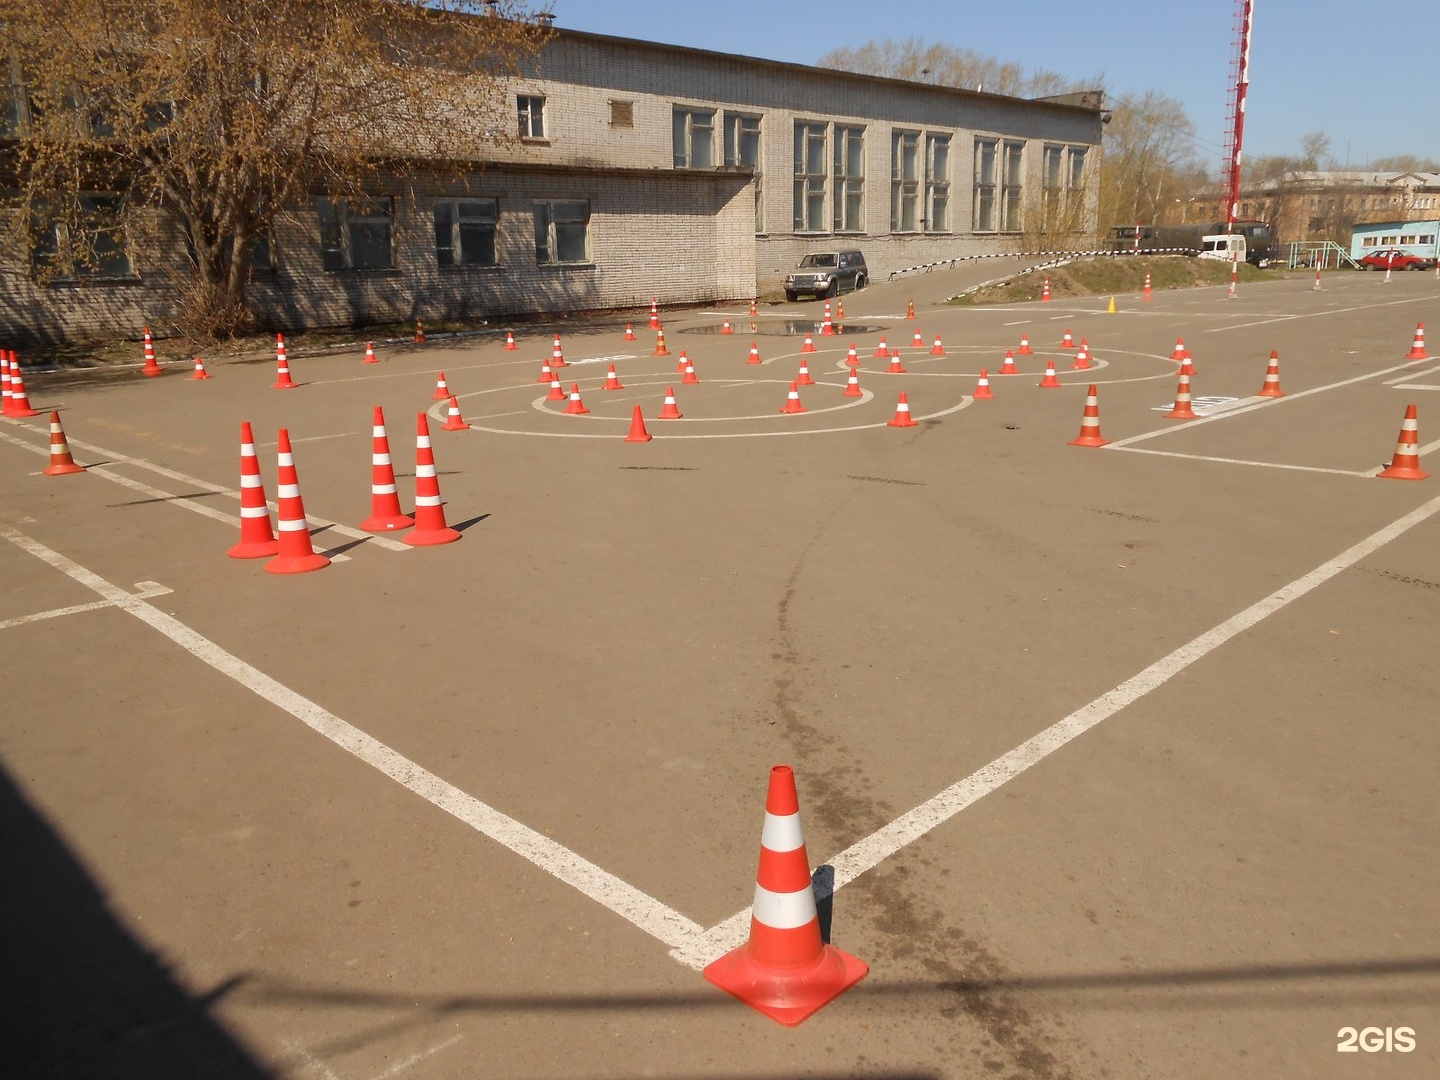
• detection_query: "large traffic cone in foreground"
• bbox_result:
[359,407,412,533]
[191,357,213,380]
[1377,405,1429,480]
[1165,372,1198,419]
[142,327,163,376]
[779,381,806,414]
[1256,351,1285,398]
[703,765,868,1026]
[1068,385,1110,447]
[843,368,862,397]
[1017,333,1033,356]
[602,364,625,390]
[887,392,917,427]
[562,384,590,415]
[443,395,473,429]
[265,430,330,574]
[624,405,652,443]
[6,355,40,417]
[228,421,279,556]
[42,411,85,476]
[1038,359,1061,388]
[973,369,993,400]
[273,335,297,389]
[432,371,451,400]
[404,413,462,546]
[657,386,682,420]
[1406,323,1428,360]
[999,350,1018,375]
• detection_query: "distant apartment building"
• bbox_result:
[0,21,1105,342]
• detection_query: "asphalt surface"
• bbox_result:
[3,265,1438,1080]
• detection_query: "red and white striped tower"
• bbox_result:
[973,369,993,400]
[702,765,868,1026]
[404,413,462,546]
[1256,350,1285,397]
[6,353,40,417]
[273,334,297,389]
[42,411,85,476]
[265,429,330,574]
[359,407,413,533]
[1165,372,1198,419]
[1222,0,1254,300]
[1068,384,1110,447]
[228,421,279,556]
[1377,405,1429,480]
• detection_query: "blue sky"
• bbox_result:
[545,0,1439,169]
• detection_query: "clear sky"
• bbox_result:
[543,0,1439,170]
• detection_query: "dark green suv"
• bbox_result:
[784,250,868,301]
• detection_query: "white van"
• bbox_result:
[1198,234,1248,263]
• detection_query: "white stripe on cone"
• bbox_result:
[751,883,819,930]
[760,811,804,853]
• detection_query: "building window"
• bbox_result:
[974,138,997,232]
[1001,141,1024,232]
[534,199,590,264]
[891,131,919,232]
[1400,234,1417,245]
[434,199,499,267]
[317,196,393,271]
[517,95,545,139]
[926,133,950,233]
[672,107,715,169]
[609,100,633,128]
[833,125,865,232]
[1419,234,1436,245]
[1042,145,1064,228]
[724,112,763,232]
[31,194,134,278]
[793,121,827,232]
[1362,236,1378,247]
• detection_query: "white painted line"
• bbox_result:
[670,488,1440,970]
[1201,292,1431,332]
[259,432,360,446]
[0,579,176,630]
[1385,364,1440,386]
[1108,356,1434,448]
[0,526,704,952]
[369,1035,465,1080]
[1390,383,1440,392]
[1109,445,1375,479]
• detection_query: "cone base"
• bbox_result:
[264,552,331,574]
[1039,379,1061,388]
[142,367,164,377]
[843,387,862,398]
[360,514,415,533]
[888,416,918,428]
[43,462,86,476]
[273,381,297,390]
[974,390,993,400]
[1069,434,1110,448]
[6,406,41,418]
[1071,361,1092,371]
[443,419,473,429]
[404,526,462,546]
[1164,408,1197,420]
[1377,464,1429,481]
[192,373,213,381]
[625,432,653,443]
[704,940,869,1027]
[1406,350,1428,361]
[1256,388,1285,398]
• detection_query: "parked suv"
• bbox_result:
[784,250,868,301]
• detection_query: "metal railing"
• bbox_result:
[1287,241,1358,270]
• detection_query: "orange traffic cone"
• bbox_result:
[602,364,625,390]
[142,327,163,376]
[649,298,660,330]
[414,319,426,344]
[551,334,566,368]
[0,350,11,414]
[873,337,889,358]
[1038,359,1061,388]
[843,368,863,397]
[403,413,461,546]
[1171,338,1188,362]
[1179,351,1195,377]
[1017,332,1033,355]
[845,343,859,366]
[1165,373,1198,419]
[801,333,816,353]
[1257,351,1285,397]
[1060,328,1075,349]
[887,392,918,427]
[749,298,758,317]
[273,335,297,389]
[624,323,636,341]
[910,329,924,349]
[504,331,518,351]
[546,374,566,401]
[836,298,845,321]
[1071,339,1092,370]
[906,299,916,319]
[265,429,330,574]
[999,350,1018,375]
[886,354,907,374]
[795,360,814,386]
[443,395,473,429]
[537,359,555,384]
[1406,323,1428,360]
[191,356,213,380]
[1378,405,1429,480]
[562,384,590,415]
[1041,279,1052,302]
[682,360,700,385]
[432,371,451,400]
[228,421,280,555]
[703,765,868,1027]
[973,369,993,400]
[42,411,85,476]
[6,354,40,417]
[657,386,682,419]
[364,341,379,364]
[930,335,946,357]
[1143,270,1152,302]
[625,405,653,443]
[674,348,689,375]
[1068,385,1109,447]
[779,381,806,414]
[747,342,762,365]
[360,407,413,533]
[654,327,670,357]
[721,318,734,335]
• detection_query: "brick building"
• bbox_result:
[0,22,1105,343]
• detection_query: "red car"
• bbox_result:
[1358,248,1436,271]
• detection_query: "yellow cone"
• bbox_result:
[1107,296,1117,314]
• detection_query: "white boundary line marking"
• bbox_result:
[368,1035,465,1080]
[1391,384,1440,392]
[1200,293,1431,333]
[670,488,1440,968]
[0,526,703,952]
[1109,445,1375,478]
[1385,363,1440,386]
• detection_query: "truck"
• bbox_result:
[1105,219,1274,267]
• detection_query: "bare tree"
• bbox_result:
[1094,90,1204,234]
[817,38,1101,97]
[0,0,548,340]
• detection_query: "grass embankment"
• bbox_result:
[951,256,1272,306]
